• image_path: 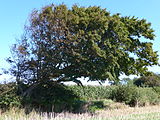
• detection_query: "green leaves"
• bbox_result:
[10,4,159,85]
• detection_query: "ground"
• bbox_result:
[1,105,160,120]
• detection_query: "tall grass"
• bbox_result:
[1,105,160,120]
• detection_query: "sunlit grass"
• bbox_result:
[0,105,160,120]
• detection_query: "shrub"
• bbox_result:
[153,86,160,95]
[131,87,160,106]
[22,82,80,113]
[109,85,137,105]
[0,94,21,109]
[109,85,160,106]
[0,82,22,110]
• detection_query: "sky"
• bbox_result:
[0,0,160,83]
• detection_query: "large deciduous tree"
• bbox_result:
[9,4,159,85]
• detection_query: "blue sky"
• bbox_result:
[0,0,160,79]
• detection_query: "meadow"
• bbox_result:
[1,105,160,120]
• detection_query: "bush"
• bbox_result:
[0,82,22,110]
[22,82,80,113]
[153,86,160,95]
[109,85,136,105]
[133,88,160,106]
[109,85,160,106]
[0,94,21,109]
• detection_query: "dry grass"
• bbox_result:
[1,105,160,120]
[97,105,160,117]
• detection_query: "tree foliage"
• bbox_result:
[134,74,160,87]
[8,4,159,85]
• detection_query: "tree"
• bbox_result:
[9,4,159,85]
[134,74,160,87]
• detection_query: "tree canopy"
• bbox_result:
[134,74,160,87]
[8,4,159,85]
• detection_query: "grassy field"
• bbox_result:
[1,105,160,120]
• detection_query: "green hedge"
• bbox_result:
[69,85,160,107]
[0,83,160,112]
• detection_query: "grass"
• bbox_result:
[1,105,160,120]
[97,105,160,120]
